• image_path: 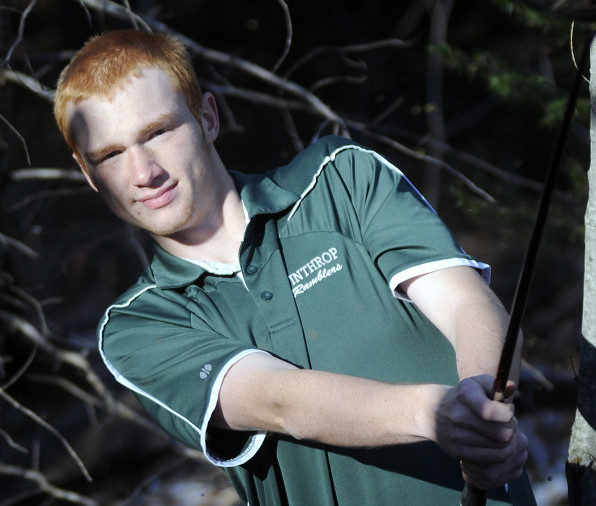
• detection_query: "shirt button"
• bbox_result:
[246,265,258,275]
[261,291,273,300]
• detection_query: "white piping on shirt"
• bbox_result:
[286,143,435,221]
[284,143,491,297]
[98,285,268,467]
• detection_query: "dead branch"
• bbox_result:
[7,187,91,212]
[1,0,38,67]
[0,68,54,101]
[11,168,86,182]
[0,384,92,482]
[271,0,292,73]
[346,118,497,203]
[0,427,28,454]
[283,38,412,81]
[0,112,31,166]
[1,341,38,390]
[0,464,98,506]
[0,231,38,259]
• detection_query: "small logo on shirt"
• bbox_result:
[200,364,212,379]
[288,247,343,297]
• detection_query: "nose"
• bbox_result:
[128,145,162,187]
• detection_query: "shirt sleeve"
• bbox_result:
[330,145,490,298]
[98,283,268,467]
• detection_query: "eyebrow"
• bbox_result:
[138,112,177,138]
[85,112,178,162]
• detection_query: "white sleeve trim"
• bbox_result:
[201,349,271,467]
[98,285,269,468]
[389,258,491,301]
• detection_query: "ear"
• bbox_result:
[73,153,99,192]
[200,92,219,143]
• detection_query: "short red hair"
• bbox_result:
[54,30,203,156]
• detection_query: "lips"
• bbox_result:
[139,182,177,209]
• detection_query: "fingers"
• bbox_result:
[461,430,529,489]
[444,378,515,445]
[435,375,528,489]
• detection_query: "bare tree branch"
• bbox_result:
[0,68,54,101]
[0,464,97,506]
[0,112,31,166]
[11,168,86,182]
[347,119,497,203]
[0,231,38,259]
[271,0,292,73]
[0,380,92,482]
[1,0,38,67]
[0,427,28,454]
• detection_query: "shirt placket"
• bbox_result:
[239,217,312,368]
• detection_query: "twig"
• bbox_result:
[0,231,38,259]
[1,0,38,67]
[1,340,38,390]
[0,427,28,454]
[0,464,97,506]
[7,187,92,213]
[347,119,497,203]
[284,38,412,80]
[370,97,404,127]
[309,74,367,92]
[121,0,140,30]
[0,112,31,166]
[271,0,292,73]
[203,80,307,111]
[0,69,54,101]
[26,372,207,465]
[9,284,52,335]
[10,168,86,182]
[0,386,92,482]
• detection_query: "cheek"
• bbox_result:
[93,172,128,206]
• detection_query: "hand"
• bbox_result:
[434,375,528,489]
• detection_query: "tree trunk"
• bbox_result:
[566,35,596,506]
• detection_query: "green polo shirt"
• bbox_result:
[98,136,535,505]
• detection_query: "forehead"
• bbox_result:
[66,67,183,150]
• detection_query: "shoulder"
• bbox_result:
[267,136,386,194]
[267,136,373,191]
[99,267,193,338]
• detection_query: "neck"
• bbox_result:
[154,172,247,263]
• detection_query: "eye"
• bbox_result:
[101,151,120,162]
[149,127,168,140]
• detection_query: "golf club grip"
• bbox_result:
[460,482,486,506]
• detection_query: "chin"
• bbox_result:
[144,215,193,239]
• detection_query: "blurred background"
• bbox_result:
[0,0,590,504]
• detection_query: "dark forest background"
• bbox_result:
[0,0,590,504]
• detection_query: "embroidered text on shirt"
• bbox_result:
[288,248,343,297]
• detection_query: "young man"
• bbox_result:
[54,30,536,505]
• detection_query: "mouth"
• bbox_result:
[138,182,178,209]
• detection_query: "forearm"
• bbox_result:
[215,352,449,447]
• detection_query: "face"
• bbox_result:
[68,67,224,241]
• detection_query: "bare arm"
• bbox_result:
[401,265,527,488]
[214,351,451,446]
[401,265,522,383]
[213,266,526,488]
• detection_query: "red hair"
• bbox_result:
[54,30,203,156]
